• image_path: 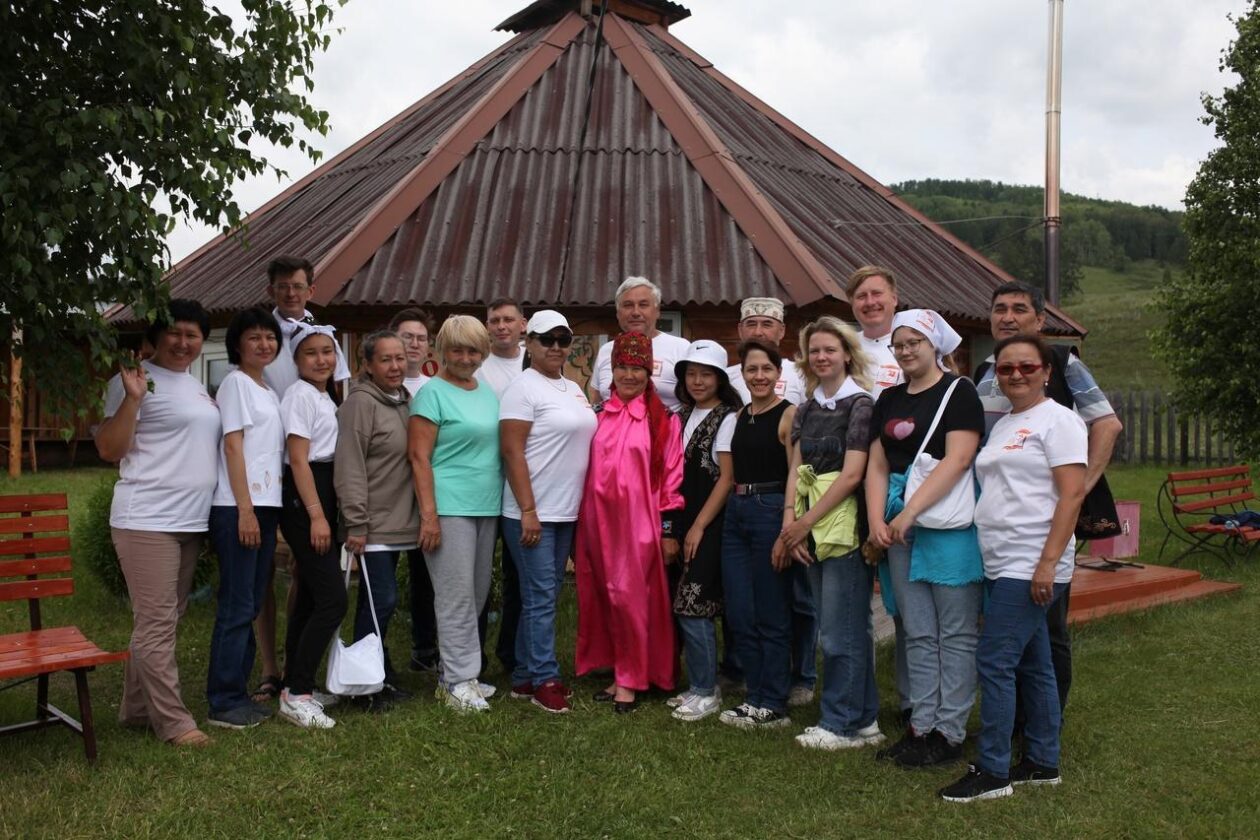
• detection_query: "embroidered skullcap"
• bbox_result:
[890,309,962,371]
[611,331,653,370]
[740,297,785,323]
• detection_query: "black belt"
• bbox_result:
[734,481,785,496]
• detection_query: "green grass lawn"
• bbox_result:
[1,466,1257,838]
[1060,260,1173,392]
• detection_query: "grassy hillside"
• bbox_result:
[1060,259,1172,392]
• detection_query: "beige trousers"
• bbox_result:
[111,528,202,741]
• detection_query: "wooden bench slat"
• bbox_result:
[0,649,129,680]
[1174,492,1255,514]
[0,627,86,651]
[0,639,97,663]
[0,535,72,557]
[0,515,69,535]
[0,578,75,602]
[0,556,72,578]
[1171,478,1252,498]
[1168,465,1250,482]
[0,494,67,515]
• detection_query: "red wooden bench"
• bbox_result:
[0,493,128,762]
[1158,465,1259,568]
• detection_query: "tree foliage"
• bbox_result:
[1156,1,1260,458]
[0,1,343,424]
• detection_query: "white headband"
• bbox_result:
[890,309,961,371]
[289,321,337,357]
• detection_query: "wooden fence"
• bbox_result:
[1108,390,1238,466]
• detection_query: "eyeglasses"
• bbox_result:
[273,283,310,294]
[995,362,1045,377]
[533,332,574,349]
[398,332,429,345]
[888,338,926,355]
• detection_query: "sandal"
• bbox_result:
[251,674,283,703]
[170,728,212,748]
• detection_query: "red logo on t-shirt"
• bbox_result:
[885,418,915,440]
[1002,428,1033,451]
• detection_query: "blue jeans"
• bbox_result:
[887,543,982,744]
[976,577,1066,778]
[206,505,279,714]
[354,551,401,682]
[678,616,718,696]
[502,517,575,686]
[721,493,793,712]
[792,564,818,690]
[807,549,879,736]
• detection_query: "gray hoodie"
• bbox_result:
[334,375,419,544]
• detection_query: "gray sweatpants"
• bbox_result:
[424,515,497,685]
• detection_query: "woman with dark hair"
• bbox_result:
[334,329,418,712]
[276,324,347,729]
[96,299,219,747]
[576,332,684,713]
[940,335,1086,803]
[664,340,740,722]
[205,305,285,730]
[719,340,799,730]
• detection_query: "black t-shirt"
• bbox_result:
[871,373,984,473]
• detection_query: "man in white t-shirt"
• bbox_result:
[389,307,436,398]
[589,276,690,410]
[845,265,904,398]
[474,298,528,399]
[725,297,807,405]
[261,256,351,398]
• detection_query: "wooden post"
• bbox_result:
[7,328,22,478]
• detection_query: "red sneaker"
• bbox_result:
[531,680,571,714]
[509,681,534,700]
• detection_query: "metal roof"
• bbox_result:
[125,7,1083,336]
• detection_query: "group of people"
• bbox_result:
[98,257,1121,804]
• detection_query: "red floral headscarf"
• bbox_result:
[610,331,672,487]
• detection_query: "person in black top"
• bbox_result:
[865,309,985,768]
[717,341,799,730]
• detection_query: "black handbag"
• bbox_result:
[1076,473,1122,540]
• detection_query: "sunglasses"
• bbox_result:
[995,362,1045,377]
[533,332,574,349]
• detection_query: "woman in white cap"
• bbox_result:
[664,340,742,722]
[864,309,985,768]
[498,311,597,714]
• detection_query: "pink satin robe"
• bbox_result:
[575,391,684,691]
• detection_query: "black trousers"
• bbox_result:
[279,462,348,696]
[1015,581,1072,731]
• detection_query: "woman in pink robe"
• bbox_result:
[576,331,684,712]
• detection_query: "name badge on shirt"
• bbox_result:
[876,364,900,386]
[773,379,787,395]
[652,360,663,377]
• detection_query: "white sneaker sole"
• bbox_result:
[941,784,1014,803]
[672,705,719,722]
[795,733,884,751]
[206,716,262,731]
[279,709,335,730]
[1012,776,1061,787]
[719,713,757,729]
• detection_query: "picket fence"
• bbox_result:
[1107,390,1238,466]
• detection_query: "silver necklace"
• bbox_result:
[542,373,568,393]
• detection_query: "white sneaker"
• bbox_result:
[719,703,762,729]
[477,682,497,699]
[279,690,336,730]
[787,684,815,708]
[672,691,721,722]
[311,690,340,709]
[666,691,695,709]
[440,679,490,713]
[795,721,885,751]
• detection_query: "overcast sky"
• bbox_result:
[166,0,1248,262]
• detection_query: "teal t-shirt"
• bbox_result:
[412,377,503,516]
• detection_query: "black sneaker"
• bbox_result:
[352,691,395,714]
[380,683,413,703]
[207,705,267,730]
[409,651,439,673]
[938,765,1014,803]
[876,730,921,761]
[895,730,963,768]
[1010,757,1061,786]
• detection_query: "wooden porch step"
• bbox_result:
[1068,563,1207,611]
[1068,579,1242,625]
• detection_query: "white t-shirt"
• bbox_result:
[592,332,690,410]
[263,308,351,398]
[212,370,285,508]
[475,350,526,399]
[682,406,737,462]
[104,361,222,532]
[403,374,430,398]
[498,369,598,521]
[280,380,338,465]
[727,360,806,405]
[860,331,904,398]
[974,399,1088,583]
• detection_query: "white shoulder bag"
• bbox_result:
[326,552,386,696]
[903,378,976,530]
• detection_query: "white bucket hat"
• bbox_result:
[673,339,731,381]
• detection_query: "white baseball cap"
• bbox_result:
[526,310,571,335]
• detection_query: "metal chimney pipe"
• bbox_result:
[1044,0,1064,305]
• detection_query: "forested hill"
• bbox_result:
[890,178,1187,294]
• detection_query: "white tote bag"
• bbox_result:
[903,378,976,530]
[326,553,386,697]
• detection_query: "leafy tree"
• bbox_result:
[0,1,343,425]
[1156,1,1260,457]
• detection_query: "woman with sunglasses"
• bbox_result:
[939,335,1086,803]
[498,312,597,714]
[865,309,984,768]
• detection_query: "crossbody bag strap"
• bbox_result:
[346,552,383,640]
[912,377,963,463]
